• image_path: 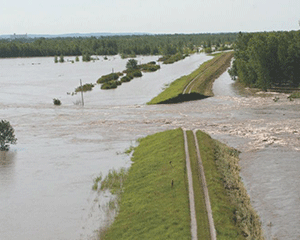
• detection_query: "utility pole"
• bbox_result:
[80,79,84,106]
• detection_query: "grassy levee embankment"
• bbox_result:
[101,129,191,240]
[147,52,233,104]
[195,131,264,239]
[101,128,264,239]
[186,130,211,239]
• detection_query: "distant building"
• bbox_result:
[10,33,28,40]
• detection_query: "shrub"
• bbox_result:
[75,83,95,92]
[204,47,212,53]
[97,73,120,84]
[121,76,131,83]
[101,81,119,89]
[158,53,187,64]
[140,63,160,72]
[53,98,61,105]
[0,120,17,151]
[126,69,142,78]
[289,92,300,98]
[132,70,142,77]
[59,55,64,63]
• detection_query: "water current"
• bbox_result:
[0,54,299,240]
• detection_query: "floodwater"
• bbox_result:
[0,54,299,240]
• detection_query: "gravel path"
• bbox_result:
[183,129,198,240]
[193,130,217,240]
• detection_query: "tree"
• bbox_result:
[59,54,64,63]
[126,59,138,70]
[0,120,17,151]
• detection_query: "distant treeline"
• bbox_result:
[0,33,237,58]
[229,31,300,90]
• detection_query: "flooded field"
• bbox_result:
[0,54,299,239]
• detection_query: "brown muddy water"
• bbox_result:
[0,54,299,240]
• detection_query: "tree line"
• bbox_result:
[0,33,237,58]
[229,31,300,90]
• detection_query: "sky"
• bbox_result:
[1,0,299,35]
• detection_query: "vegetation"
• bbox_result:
[0,33,237,58]
[97,59,160,90]
[148,51,233,104]
[101,81,121,90]
[82,53,91,62]
[289,91,300,98]
[204,47,212,54]
[100,168,128,195]
[125,68,143,78]
[59,54,64,63]
[158,53,188,64]
[0,120,17,151]
[92,174,103,191]
[75,83,95,92]
[54,56,58,63]
[229,31,300,90]
[97,73,122,84]
[126,59,138,70]
[196,131,264,239]
[101,128,263,239]
[139,62,160,72]
[121,53,136,59]
[120,75,133,83]
[101,129,191,240]
[53,98,61,105]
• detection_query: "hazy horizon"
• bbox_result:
[1,0,299,35]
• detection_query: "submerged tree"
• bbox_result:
[126,59,138,70]
[59,54,64,63]
[0,120,17,151]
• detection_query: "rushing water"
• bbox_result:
[0,54,299,240]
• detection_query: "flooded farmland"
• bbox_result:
[0,53,299,239]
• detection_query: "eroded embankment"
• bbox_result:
[196,130,264,239]
[148,52,233,104]
[99,129,264,240]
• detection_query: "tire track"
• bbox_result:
[183,56,222,94]
[183,129,198,240]
[193,130,217,240]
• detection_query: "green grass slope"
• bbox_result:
[102,129,191,240]
[148,52,233,104]
[196,131,264,240]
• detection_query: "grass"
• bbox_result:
[289,91,300,98]
[92,173,103,191]
[195,131,264,239]
[101,129,191,240]
[100,128,264,239]
[124,146,135,155]
[148,52,233,104]
[186,130,211,239]
[100,168,128,195]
